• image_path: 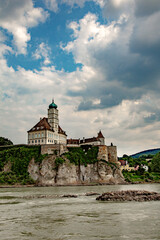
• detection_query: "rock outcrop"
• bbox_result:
[28,155,125,186]
[96,190,160,201]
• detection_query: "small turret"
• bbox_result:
[97,130,105,145]
[49,99,58,109]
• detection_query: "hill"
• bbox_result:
[130,148,160,158]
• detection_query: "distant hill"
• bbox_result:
[130,148,160,158]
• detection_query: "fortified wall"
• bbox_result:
[41,144,67,155]
[97,145,118,163]
[41,144,118,163]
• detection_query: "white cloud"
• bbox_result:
[44,0,105,12]
[44,0,58,12]
[0,0,48,54]
[63,13,120,65]
[1,0,160,156]
[33,42,51,65]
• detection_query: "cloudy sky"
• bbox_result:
[0,0,160,156]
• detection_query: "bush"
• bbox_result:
[64,146,98,166]
[151,153,160,173]
[55,157,65,170]
[0,137,13,146]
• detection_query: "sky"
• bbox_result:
[0,0,160,156]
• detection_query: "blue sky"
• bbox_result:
[0,0,160,156]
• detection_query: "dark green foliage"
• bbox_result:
[55,157,65,170]
[0,137,13,146]
[54,150,58,156]
[0,145,46,185]
[151,152,160,173]
[0,172,34,185]
[122,170,160,183]
[64,146,98,166]
[119,155,149,167]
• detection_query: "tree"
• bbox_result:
[0,137,13,146]
[151,153,160,173]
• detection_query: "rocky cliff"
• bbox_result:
[28,155,125,186]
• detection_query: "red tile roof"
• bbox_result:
[58,125,67,136]
[28,118,67,136]
[97,130,104,138]
[80,137,99,144]
[28,117,53,132]
[67,139,80,144]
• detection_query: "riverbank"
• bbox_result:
[0,181,160,188]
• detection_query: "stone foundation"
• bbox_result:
[41,144,67,155]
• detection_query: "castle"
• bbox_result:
[27,101,118,162]
[27,100,106,147]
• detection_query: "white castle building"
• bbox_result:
[27,100,105,146]
[27,100,67,145]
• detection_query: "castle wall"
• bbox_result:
[41,144,118,164]
[41,144,67,155]
[97,145,108,161]
[107,146,118,163]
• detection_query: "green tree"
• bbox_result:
[0,137,13,146]
[151,153,160,173]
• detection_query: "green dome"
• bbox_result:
[49,101,58,109]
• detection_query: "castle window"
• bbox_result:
[35,140,37,143]
[32,140,34,143]
[32,134,34,138]
[38,140,40,143]
[38,133,40,138]
[35,133,37,138]
[42,132,44,137]
[42,139,43,142]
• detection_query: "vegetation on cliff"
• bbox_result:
[0,145,100,185]
[63,146,98,166]
[0,145,46,185]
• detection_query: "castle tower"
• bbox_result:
[48,99,59,133]
[97,130,105,145]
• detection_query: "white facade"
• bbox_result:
[48,107,59,133]
[27,101,67,145]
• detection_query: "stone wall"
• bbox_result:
[108,146,118,163]
[41,144,118,164]
[97,145,108,161]
[41,144,67,155]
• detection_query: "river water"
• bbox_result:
[0,184,160,240]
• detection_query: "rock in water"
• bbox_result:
[96,190,160,202]
[62,194,78,198]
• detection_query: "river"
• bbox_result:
[0,184,160,240]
